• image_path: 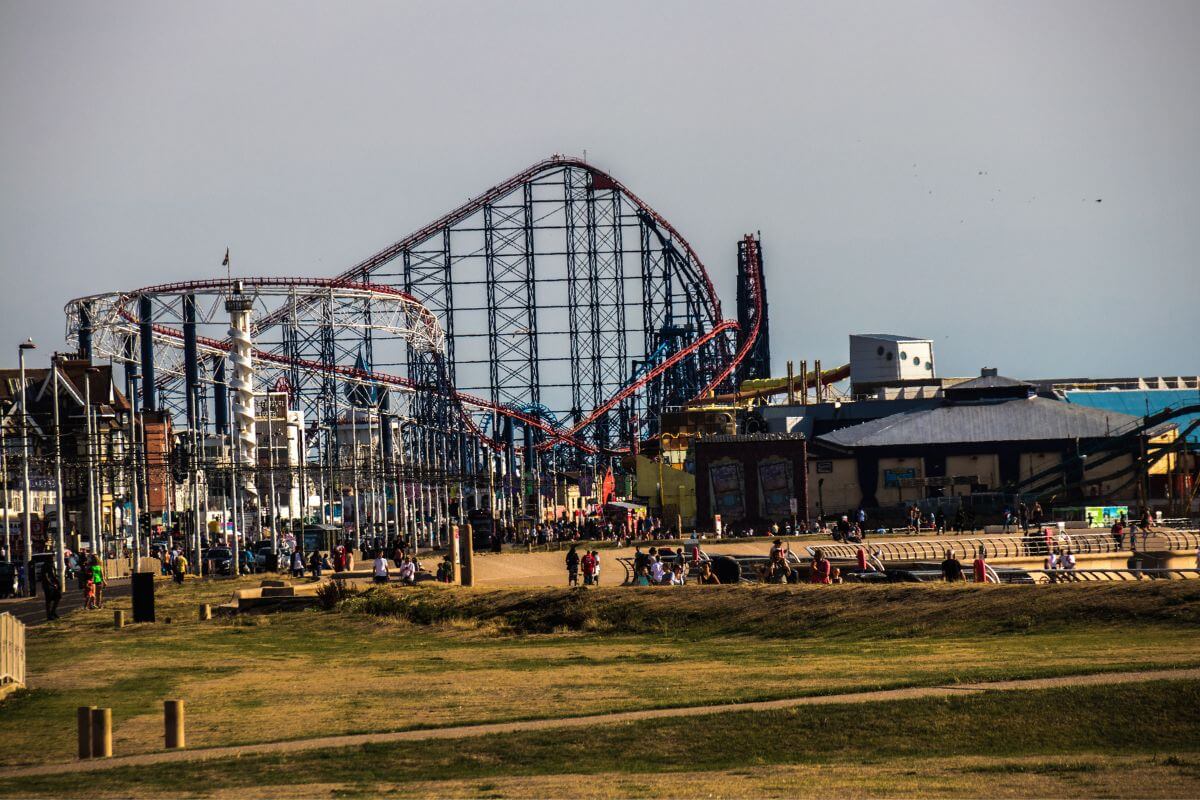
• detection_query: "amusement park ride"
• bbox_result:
[62,156,770,541]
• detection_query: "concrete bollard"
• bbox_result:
[77,706,95,759]
[164,699,186,749]
[90,707,112,758]
[198,603,211,621]
[113,609,125,629]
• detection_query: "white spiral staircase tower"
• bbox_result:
[226,282,259,499]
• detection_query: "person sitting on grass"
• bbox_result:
[669,562,686,586]
[940,550,963,582]
[699,562,720,584]
[372,551,390,584]
[809,548,832,584]
[633,566,651,586]
[649,556,666,585]
[399,556,417,585]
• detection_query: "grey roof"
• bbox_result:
[945,374,1032,392]
[817,396,1152,448]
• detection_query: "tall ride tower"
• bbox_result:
[735,234,771,384]
[226,281,259,499]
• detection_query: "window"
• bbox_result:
[876,346,884,356]
[913,357,921,366]
[886,351,893,361]
[926,362,933,370]
[899,351,907,360]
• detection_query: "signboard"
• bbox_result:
[757,457,794,518]
[884,468,917,488]
[789,497,798,514]
[815,461,833,474]
[1085,505,1128,527]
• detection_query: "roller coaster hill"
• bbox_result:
[62,155,774,542]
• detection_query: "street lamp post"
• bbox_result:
[128,373,141,573]
[18,338,36,595]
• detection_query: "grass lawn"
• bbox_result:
[2,680,1198,797]
[0,579,1197,776]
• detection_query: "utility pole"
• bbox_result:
[51,356,66,591]
[18,339,35,595]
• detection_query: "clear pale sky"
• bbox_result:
[1,0,1197,380]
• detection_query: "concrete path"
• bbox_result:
[3,666,1197,780]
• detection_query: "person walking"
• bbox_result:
[308,549,323,579]
[291,550,305,579]
[90,557,107,608]
[565,544,580,586]
[40,562,62,620]
[172,551,188,585]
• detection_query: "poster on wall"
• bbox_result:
[757,456,794,519]
[709,459,745,522]
[1085,506,1128,527]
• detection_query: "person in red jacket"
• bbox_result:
[809,548,832,584]
[972,546,990,584]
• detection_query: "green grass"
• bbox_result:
[1,579,1198,772]
[3,680,1198,797]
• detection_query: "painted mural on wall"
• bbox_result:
[757,456,794,519]
[709,458,746,522]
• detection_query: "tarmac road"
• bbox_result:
[0,577,132,627]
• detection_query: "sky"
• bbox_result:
[1,0,1197,382]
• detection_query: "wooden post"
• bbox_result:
[77,706,94,759]
[90,707,112,758]
[198,603,211,621]
[113,609,125,629]
[164,699,185,749]
[461,524,474,587]
[450,525,461,584]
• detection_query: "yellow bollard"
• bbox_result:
[90,707,112,758]
[198,603,211,621]
[164,699,186,749]
[113,609,125,629]
[77,706,95,759]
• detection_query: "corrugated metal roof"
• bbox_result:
[945,374,1032,392]
[817,396,1147,448]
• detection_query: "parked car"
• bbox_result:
[203,547,234,576]
[0,563,18,598]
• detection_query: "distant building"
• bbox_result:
[849,334,937,395]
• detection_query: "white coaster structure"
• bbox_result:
[225,282,259,498]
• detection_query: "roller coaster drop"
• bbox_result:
[63,156,766,540]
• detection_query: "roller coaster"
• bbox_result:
[62,156,767,533]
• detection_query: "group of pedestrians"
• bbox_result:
[565,545,603,586]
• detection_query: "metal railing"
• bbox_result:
[809,530,1200,562]
[1020,568,1200,583]
[0,612,26,689]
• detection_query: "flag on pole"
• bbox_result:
[222,248,230,266]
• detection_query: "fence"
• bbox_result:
[1,612,26,689]
[810,530,1200,563]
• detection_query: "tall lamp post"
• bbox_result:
[18,338,36,595]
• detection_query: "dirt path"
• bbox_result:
[4,666,1197,779]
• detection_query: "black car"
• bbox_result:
[0,562,18,598]
[203,548,234,575]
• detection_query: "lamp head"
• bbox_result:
[19,338,35,351]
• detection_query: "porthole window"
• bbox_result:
[913,357,921,366]
[876,346,884,356]
[925,362,933,370]
[900,351,907,360]
[886,351,894,361]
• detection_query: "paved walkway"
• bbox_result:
[3,666,1197,779]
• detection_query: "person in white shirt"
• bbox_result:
[372,554,389,584]
[649,557,665,584]
[399,557,417,585]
